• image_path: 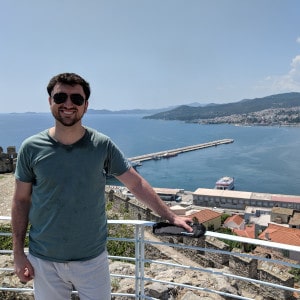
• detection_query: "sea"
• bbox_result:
[1,113,300,196]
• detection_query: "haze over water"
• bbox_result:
[1,113,300,195]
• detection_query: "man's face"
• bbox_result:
[49,83,89,127]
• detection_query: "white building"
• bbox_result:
[193,188,300,210]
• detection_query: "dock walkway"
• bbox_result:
[129,138,233,163]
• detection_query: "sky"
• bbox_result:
[1,0,300,113]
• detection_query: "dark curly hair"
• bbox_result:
[47,73,91,100]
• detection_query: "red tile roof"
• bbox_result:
[259,223,300,246]
[224,214,244,226]
[189,209,222,223]
[233,224,255,239]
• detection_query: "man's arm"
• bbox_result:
[116,167,193,232]
[11,179,34,282]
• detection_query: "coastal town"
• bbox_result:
[196,106,300,126]
[110,178,300,262]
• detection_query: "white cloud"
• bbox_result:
[291,55,300,68]
[255,54,300,94]
[297,37,300,44]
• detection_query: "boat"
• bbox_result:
[214,176,234,190]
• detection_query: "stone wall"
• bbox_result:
[0,146,17,173]
[259,263,295,300]
[229,248,258,279]
[109,191,162,223]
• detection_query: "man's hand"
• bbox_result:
[14,252,34,283]
[172,216,194,232]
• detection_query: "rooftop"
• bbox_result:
[189,208,222,223]
[259,223,300,246]
[233,223,256,239]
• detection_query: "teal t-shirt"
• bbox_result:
[15,127,130,262]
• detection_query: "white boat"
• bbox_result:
[215,176,234,190]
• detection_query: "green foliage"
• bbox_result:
[106,200,113,211]
[111,278,121,291]
[218,227,232,235]
[217,227,255,252]
[289,268,300,282]
[106,199,135,258]
[208,224,214,231]
[107,224,135,258]
[221,214,231,224]
[0,224,29,250]
[217,228,241,251]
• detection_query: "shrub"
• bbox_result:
[0,224,29,250]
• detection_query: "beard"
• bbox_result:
[51,109,84,127]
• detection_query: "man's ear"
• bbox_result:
[84,100,89,113]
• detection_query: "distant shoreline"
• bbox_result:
[193,121,300,127]
[1,111,300,128]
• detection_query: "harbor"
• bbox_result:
[128,138,234,164]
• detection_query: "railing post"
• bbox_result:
[135,224,145,299]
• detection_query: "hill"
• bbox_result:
[143,92,300,123]
[87,108,168,115]
[87,105,187,115]
[87,102,205,115]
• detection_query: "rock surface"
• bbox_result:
[0,253,264,300]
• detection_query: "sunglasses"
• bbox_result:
[52,93,85,106]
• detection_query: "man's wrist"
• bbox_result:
[13,246,26,256]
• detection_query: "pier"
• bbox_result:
[129,138,234,163]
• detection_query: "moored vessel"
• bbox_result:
[215,176,234,190]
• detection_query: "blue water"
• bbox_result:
[1,113,300,195]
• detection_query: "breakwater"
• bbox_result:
[128,138,234,163]
[0,139,234,174]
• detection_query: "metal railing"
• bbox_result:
[1,216,300,299]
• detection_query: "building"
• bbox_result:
[244,206,271,224]
[170,205,187,216]
[193,188,300,210]
[244,206,271,234]
[259,224,300,262]
[271,207,293,224]
[289,212,300,229]
[224,214,245,230]
[153,187,183,202]
[233,224,256,239]
[188,209,222,231]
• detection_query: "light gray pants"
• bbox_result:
[28,251,111,300]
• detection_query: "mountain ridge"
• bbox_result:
[143,92,300,122]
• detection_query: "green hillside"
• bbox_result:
[143,92,300,122]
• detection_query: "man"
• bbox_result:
[11,73,193,300]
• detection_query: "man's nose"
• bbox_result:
[63,96,74,107]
